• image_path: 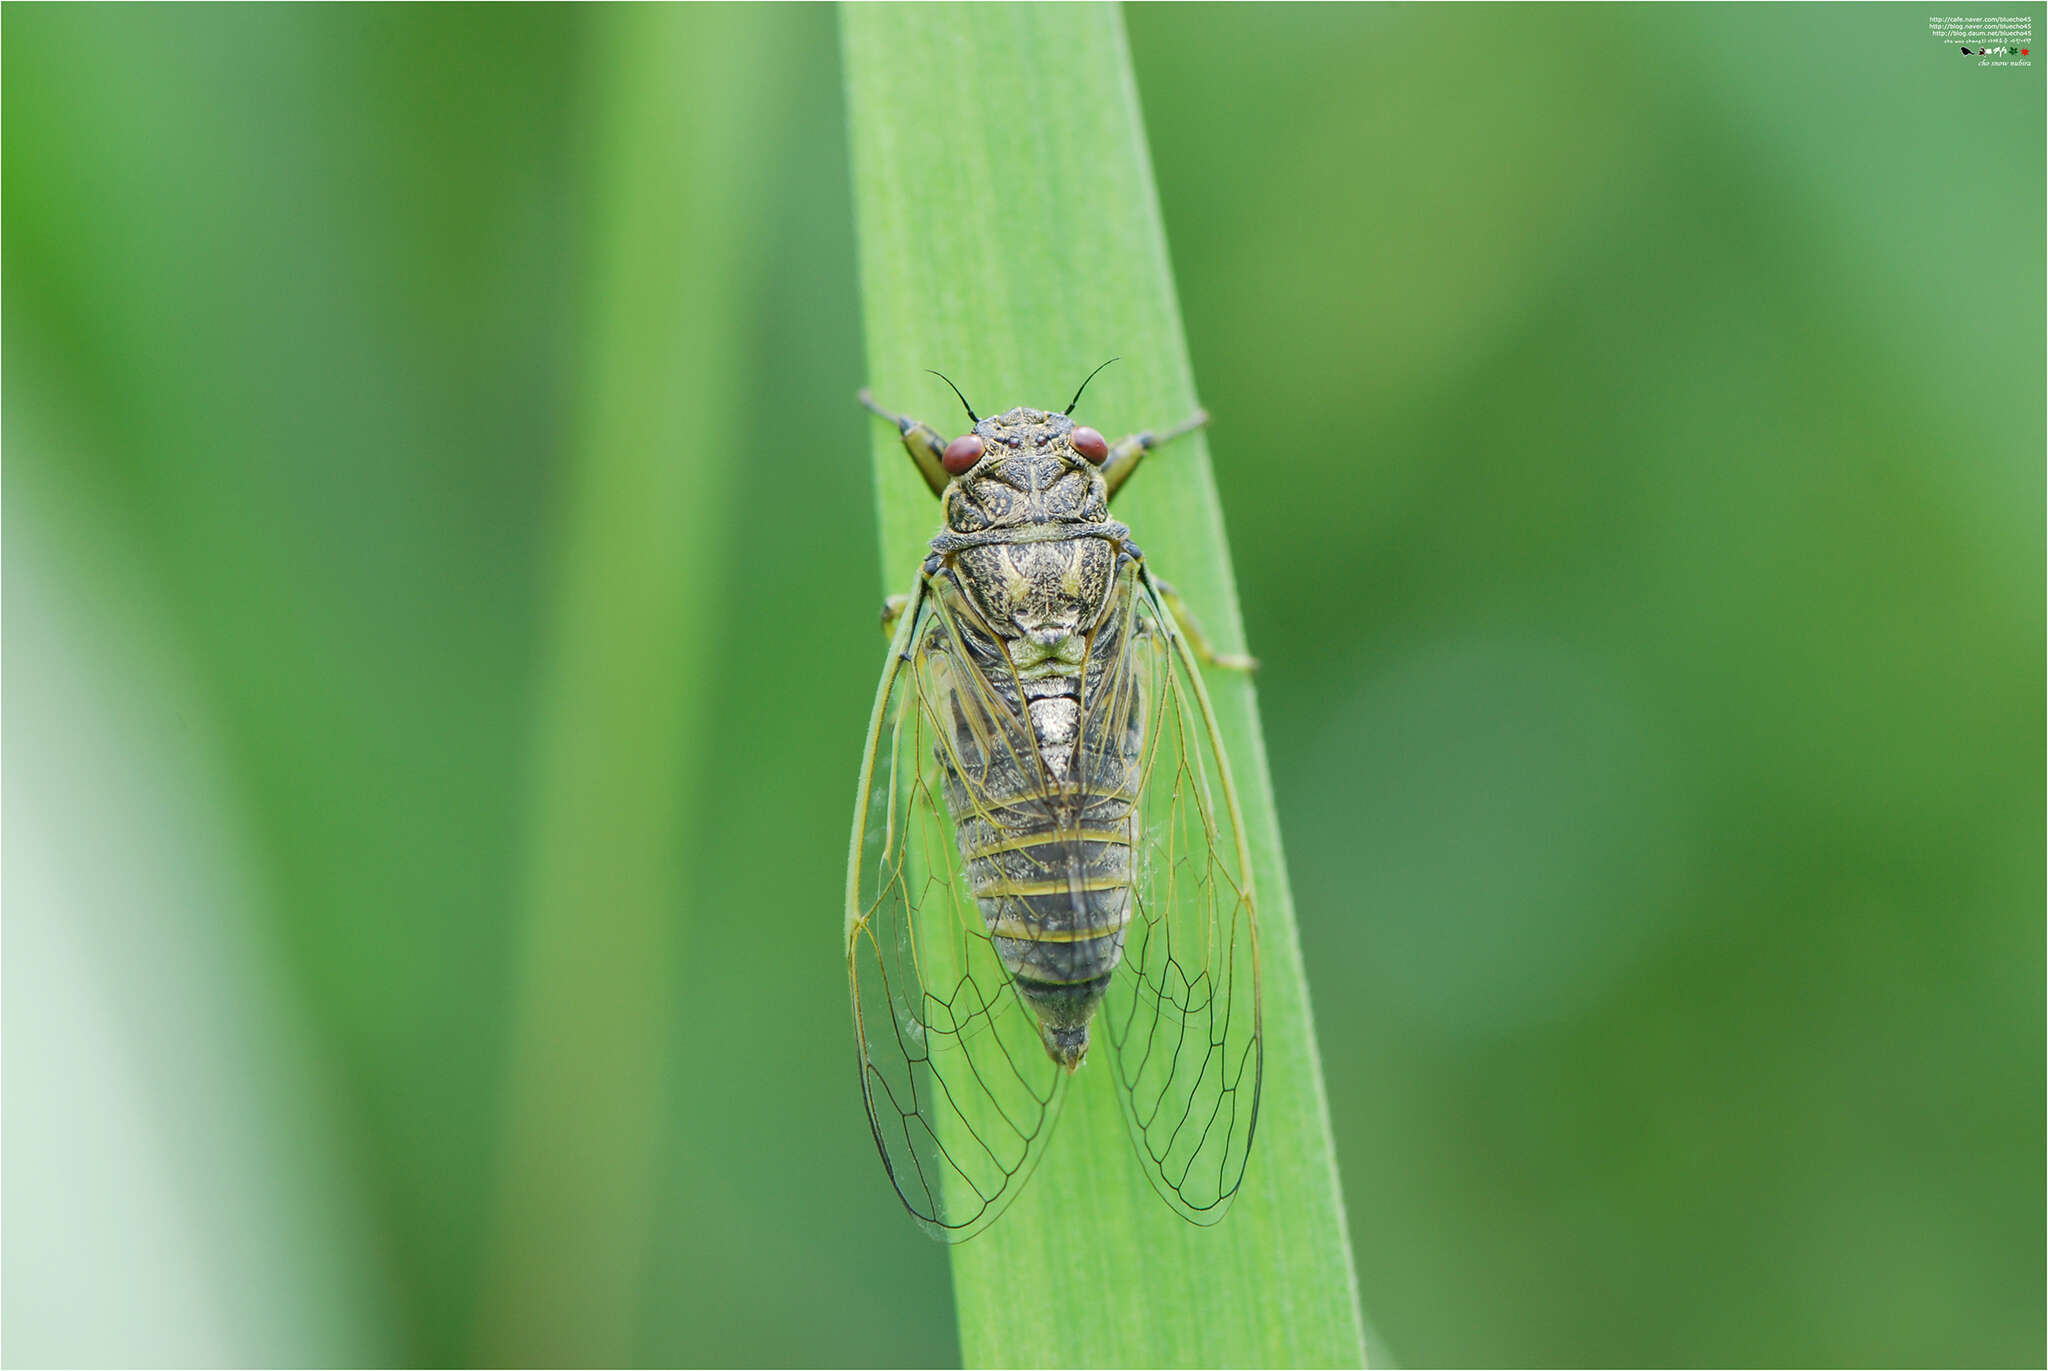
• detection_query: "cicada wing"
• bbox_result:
[1096,570,1263,1224]
[846,582,1068,1243]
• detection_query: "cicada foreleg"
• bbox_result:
[858,389,952,497]
[1101,408,1210,501]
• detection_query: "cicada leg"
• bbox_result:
[858,389,953,497]
[1101,408,1209,501]
[1152,576,1259,673]
[1104,409,1255,672]
[878,593,911,637]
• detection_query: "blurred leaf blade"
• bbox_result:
[473,7,776,1362]
[841,5,1367,1365]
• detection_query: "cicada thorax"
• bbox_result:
[928,522,1144,1071]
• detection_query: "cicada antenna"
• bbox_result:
[1063,357,1120,416]
[926,370,978,424]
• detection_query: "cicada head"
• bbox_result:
[942,407,1110,535]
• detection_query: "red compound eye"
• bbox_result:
[941,433,985,475]
[1071,426,1109,464]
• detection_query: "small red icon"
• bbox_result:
[2023,48,2030,54]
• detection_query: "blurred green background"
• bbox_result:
[3,4,2040,1367]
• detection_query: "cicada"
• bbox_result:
[846,365,1261,1242]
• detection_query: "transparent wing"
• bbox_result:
[845,581,1068,1242]
[1096,569,1263,1223]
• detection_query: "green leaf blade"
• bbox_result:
[842,5,1367,1366]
